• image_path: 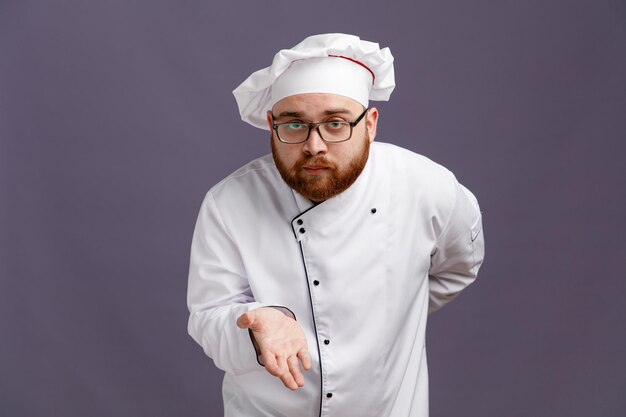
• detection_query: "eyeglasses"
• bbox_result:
[271,108,369,144]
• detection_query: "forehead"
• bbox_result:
[271,93,363,116]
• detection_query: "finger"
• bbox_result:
[236,312,254,329]
[278,363,298,391]
[287,356,304,387]
[262,352,280,376]
[265,356,297,390]
[271,355,297,390]
[297,349,312,371]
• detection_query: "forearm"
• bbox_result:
[188,301,268,375]
[187,191,268,374]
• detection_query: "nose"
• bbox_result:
[302,127,328,156]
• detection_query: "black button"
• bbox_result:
[313,280,320,286]
[297,219,303,225]
[324,339,330,345]
[299,227,305,233]
[326,393,333,398]
[371,208,377,214]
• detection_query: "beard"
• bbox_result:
[272,132,370,202]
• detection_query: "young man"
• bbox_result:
[187,33,485,417]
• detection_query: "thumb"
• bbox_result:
[236,311,255,329]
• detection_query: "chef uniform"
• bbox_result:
[187,34,485,417]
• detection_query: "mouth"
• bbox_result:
[302,165,330,174]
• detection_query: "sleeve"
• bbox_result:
[428,179,485,313]
[186,191,269,375]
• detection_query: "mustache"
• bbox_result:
[295,156,335,170]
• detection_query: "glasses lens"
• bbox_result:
[319,121,351,142]
[275,121,353,143]
[277,123,309,143]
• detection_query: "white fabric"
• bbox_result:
[233,33,395,130]
[270,57,372,109]
[187,142,485,417]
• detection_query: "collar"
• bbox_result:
[290,147,376,241]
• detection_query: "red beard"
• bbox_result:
[272,135,370,202]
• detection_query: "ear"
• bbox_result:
[365,107,379,143]
[266,110,273,130]
[266,110,276,141]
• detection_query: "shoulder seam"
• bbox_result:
[211,156,274,194]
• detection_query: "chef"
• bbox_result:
[187,33,485,417]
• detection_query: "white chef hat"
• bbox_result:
[233,33,395,130]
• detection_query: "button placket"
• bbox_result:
[292,217,308,242]
[293,209,339,410]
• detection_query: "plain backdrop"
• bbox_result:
[1,1,625,416]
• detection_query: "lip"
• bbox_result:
[303,165,329,174]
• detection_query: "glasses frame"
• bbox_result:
[271,107,369,144]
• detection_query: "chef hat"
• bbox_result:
[233,33,395,130]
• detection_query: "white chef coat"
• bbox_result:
[187,141,485,417]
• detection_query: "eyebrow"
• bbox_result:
[276,111,304,118]
[323,108,353,116]
[275,108,354,119]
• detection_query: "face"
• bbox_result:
[268,93,379,202]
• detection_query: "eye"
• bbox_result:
[284,122,306,131]
[326,121,346,130]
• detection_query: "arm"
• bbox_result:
[428,180,485,313]
[187,191,268,375]
[187,192,311,386]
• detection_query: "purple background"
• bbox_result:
[1,1,625,416]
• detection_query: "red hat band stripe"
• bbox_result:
[328,55,375,84]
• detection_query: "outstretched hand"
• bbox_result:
[237,307,312,390]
